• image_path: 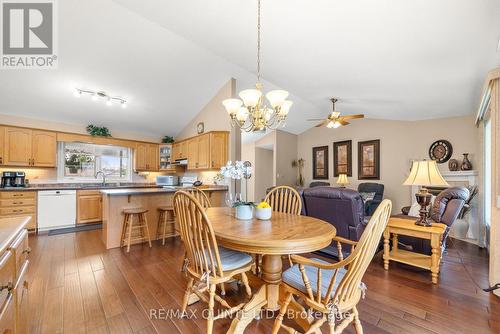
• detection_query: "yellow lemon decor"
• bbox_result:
[256,201,271,209]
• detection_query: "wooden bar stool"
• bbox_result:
[121,208,152,252]
[156,206,177,245]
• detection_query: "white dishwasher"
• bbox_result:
[37,190,77,231]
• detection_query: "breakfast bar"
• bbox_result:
[100,186,227,249]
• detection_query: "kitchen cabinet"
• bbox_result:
[0,192,36,230]
[185,132,229,170]
[172,140,188,161]
[159,144,175,171]
[77,190,102,224]
[134,143,159,171]
[209,132,229,169]
[31,130,57,167]
[3,127,56,167]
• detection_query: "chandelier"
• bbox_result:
[222,0,292,132]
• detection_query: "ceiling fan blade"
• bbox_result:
[315,120,328,127]
[338,120,350,126]
[340,114,365,120]
[307,119,326,121]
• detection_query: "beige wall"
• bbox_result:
[297,115,479,213]
[275,130,298,186]
[254,148,274,202]
[241,142,256,202]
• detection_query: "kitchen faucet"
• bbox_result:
[95,171,107,186]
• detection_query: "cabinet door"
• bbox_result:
[210,132,228,169]
[187,139,198,169]
[0,126,4,166]
[148,144,159,171]
[0,294,15,334]
[77,195,102,224]
[197,135,210,169]
[134,143,147,170]
[32,130,57,167]
[14,260,28,334]
[4,127,32,166]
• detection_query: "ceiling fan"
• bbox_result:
[308,98,364,128]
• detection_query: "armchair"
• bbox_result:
[357,182,384,216]
[302,187,366,258]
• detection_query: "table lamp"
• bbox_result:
[403,160,449,227]
[336,173,349,188]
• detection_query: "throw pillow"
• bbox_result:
[360,192,376,202]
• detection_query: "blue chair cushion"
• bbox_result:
[208,247,253,271]
[282,258,348,298]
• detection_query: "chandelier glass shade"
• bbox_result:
[222,0,292,132]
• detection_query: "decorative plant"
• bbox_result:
[161,135,175,144]
[220,161,253,206]
[292,158,305,187]
[86,124,111,137]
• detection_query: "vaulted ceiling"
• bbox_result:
[0,0,498,138]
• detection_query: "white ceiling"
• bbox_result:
[0,0,499,138]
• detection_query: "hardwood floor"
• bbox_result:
[27,230,498,333]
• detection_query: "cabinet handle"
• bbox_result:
[22,247,31,255]
[0,157,3,164]
[12,202,22,205]
[13,194,21,197]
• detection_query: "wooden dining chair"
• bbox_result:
[186,188,211,208]
[262,186,303,272]
[264,185,302,215]
[173,191,254,334]
[272,199,392,334]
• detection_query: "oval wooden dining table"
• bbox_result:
[205,207,337,334]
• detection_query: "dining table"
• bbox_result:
[205,207,337,334]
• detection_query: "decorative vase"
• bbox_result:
[235,205,253,220]
[448,159,459,171]
[255,207,272,220]
[460,153,472,171]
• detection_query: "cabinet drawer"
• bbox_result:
[0,207,35,216]
[0,251,15,306]
[8,230,29,277]
[77,190,102,196]
[0,192,35,199]
[0,293,14,334]
[0,199,35,207]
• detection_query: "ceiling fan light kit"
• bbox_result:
[308,97,364,129]
[222,0,292,132]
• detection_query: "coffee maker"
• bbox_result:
[1,172,26,188]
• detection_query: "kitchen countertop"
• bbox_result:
[100,185,228,196]
[0,183,161,191]
[0,216,29,254]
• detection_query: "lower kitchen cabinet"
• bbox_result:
[77,190,102,224]
[0,192,36,231]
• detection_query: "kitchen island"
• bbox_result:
[100,186,227,249]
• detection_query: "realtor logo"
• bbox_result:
[1,0,57,68]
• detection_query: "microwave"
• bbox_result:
[156,175,179,186]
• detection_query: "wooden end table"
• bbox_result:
[383,217,447,284]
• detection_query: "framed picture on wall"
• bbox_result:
[358,139,380,179]
[333,140,352,177]
[312,146,329,179]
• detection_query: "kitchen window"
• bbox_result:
[58,142,132,181]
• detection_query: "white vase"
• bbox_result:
[451,218,469,239]
[235,205,253,220]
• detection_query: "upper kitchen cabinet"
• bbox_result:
[209,132,229,169]
[31,130,57,167]
[184,131,229,170]
[3,127,56,167]
[134,142,159,171]
[172,140,188,161]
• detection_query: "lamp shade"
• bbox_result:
[403,160,449,186]
[222,98,242,115]
[239,89,262,108]
[266,90,289,108]
[278,100,293,116]
[336,173,349,185]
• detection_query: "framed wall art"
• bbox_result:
[333,140,352,177]
[312,146,329,179]
[358,139,380,180]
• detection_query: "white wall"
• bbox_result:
[297,115,480,213]
[275,130,298,186]
[254,148,274,202]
